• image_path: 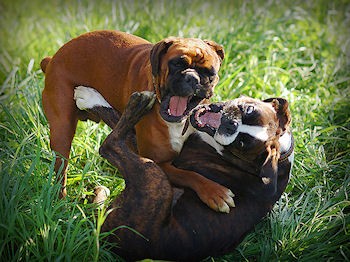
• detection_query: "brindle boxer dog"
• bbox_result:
[41,30,230,212]
[78,90,294,261]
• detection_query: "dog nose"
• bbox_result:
[184,73,199,86]
[218,120,238,136]
[177,70,200,96]
[183,70,200,86]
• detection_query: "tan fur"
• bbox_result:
[41,30,224,202]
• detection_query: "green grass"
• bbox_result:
[1,0,349,261]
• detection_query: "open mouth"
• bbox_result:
[160,94,204,122]
[190,103,224,136]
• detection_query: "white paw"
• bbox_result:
[262,177,271,185]
[93,186,110,208]
[74,86,112,110]
[218,189,235,213]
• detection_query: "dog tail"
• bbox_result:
[40,57,51,73]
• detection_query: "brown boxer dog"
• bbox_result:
[41,30,226,209]
[82,91,294,261]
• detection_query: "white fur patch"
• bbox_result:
[279,132,292,154]
[213,132,239,146]
[166,120,194,153]
[185,70,200,83]
[288,151,294,163]
[213,124,268,146]
[198,132,224,155]
[74,86,112,109]
[278,132,294,182]
[262,177,271,184]
[286,151,294,183]
[237,124,269,141]
[279,131,294,167]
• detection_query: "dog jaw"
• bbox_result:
[213,131,239,146]
[198,132,224,155]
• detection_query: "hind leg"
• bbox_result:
[42,85,78,198]
[99,91,157,165]
[99,92,174,256]
[74,86,137,151]
[74,86,121,129]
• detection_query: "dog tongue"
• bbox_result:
[169,96,188,116]
[199,112,221,128]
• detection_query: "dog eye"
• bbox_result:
[174,61,184,68]
[246,105,254,115]
[170,58,187,68]
[239,140,244,148]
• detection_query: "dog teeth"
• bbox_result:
[168,108,172,116]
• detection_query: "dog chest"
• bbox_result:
[166,121,194,153]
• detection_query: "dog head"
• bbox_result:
[190,96,292,194]
[150,37,224,123]
[190,96,291,147]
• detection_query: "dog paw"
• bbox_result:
[74,86,112,110]
[125,91,156,118]
[262,177,271,184]
[197,182,235,213]
[93,185,110,208]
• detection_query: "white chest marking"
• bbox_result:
[166,121,194,153]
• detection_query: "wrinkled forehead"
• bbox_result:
[229,97,275,113]
[225,97,277,126]
[220,98,278,143]
[164,39,221,71]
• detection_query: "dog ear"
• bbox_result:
[259,142,279,196]
[204,40,225,62]
[150,37,175,77]
[263,97,291,132]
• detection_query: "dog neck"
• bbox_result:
[166,119,195,153]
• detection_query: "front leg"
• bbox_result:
[74,86,235,213]
[159,162,235,213]
[103,91,156,142]
[97,91,174,256]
